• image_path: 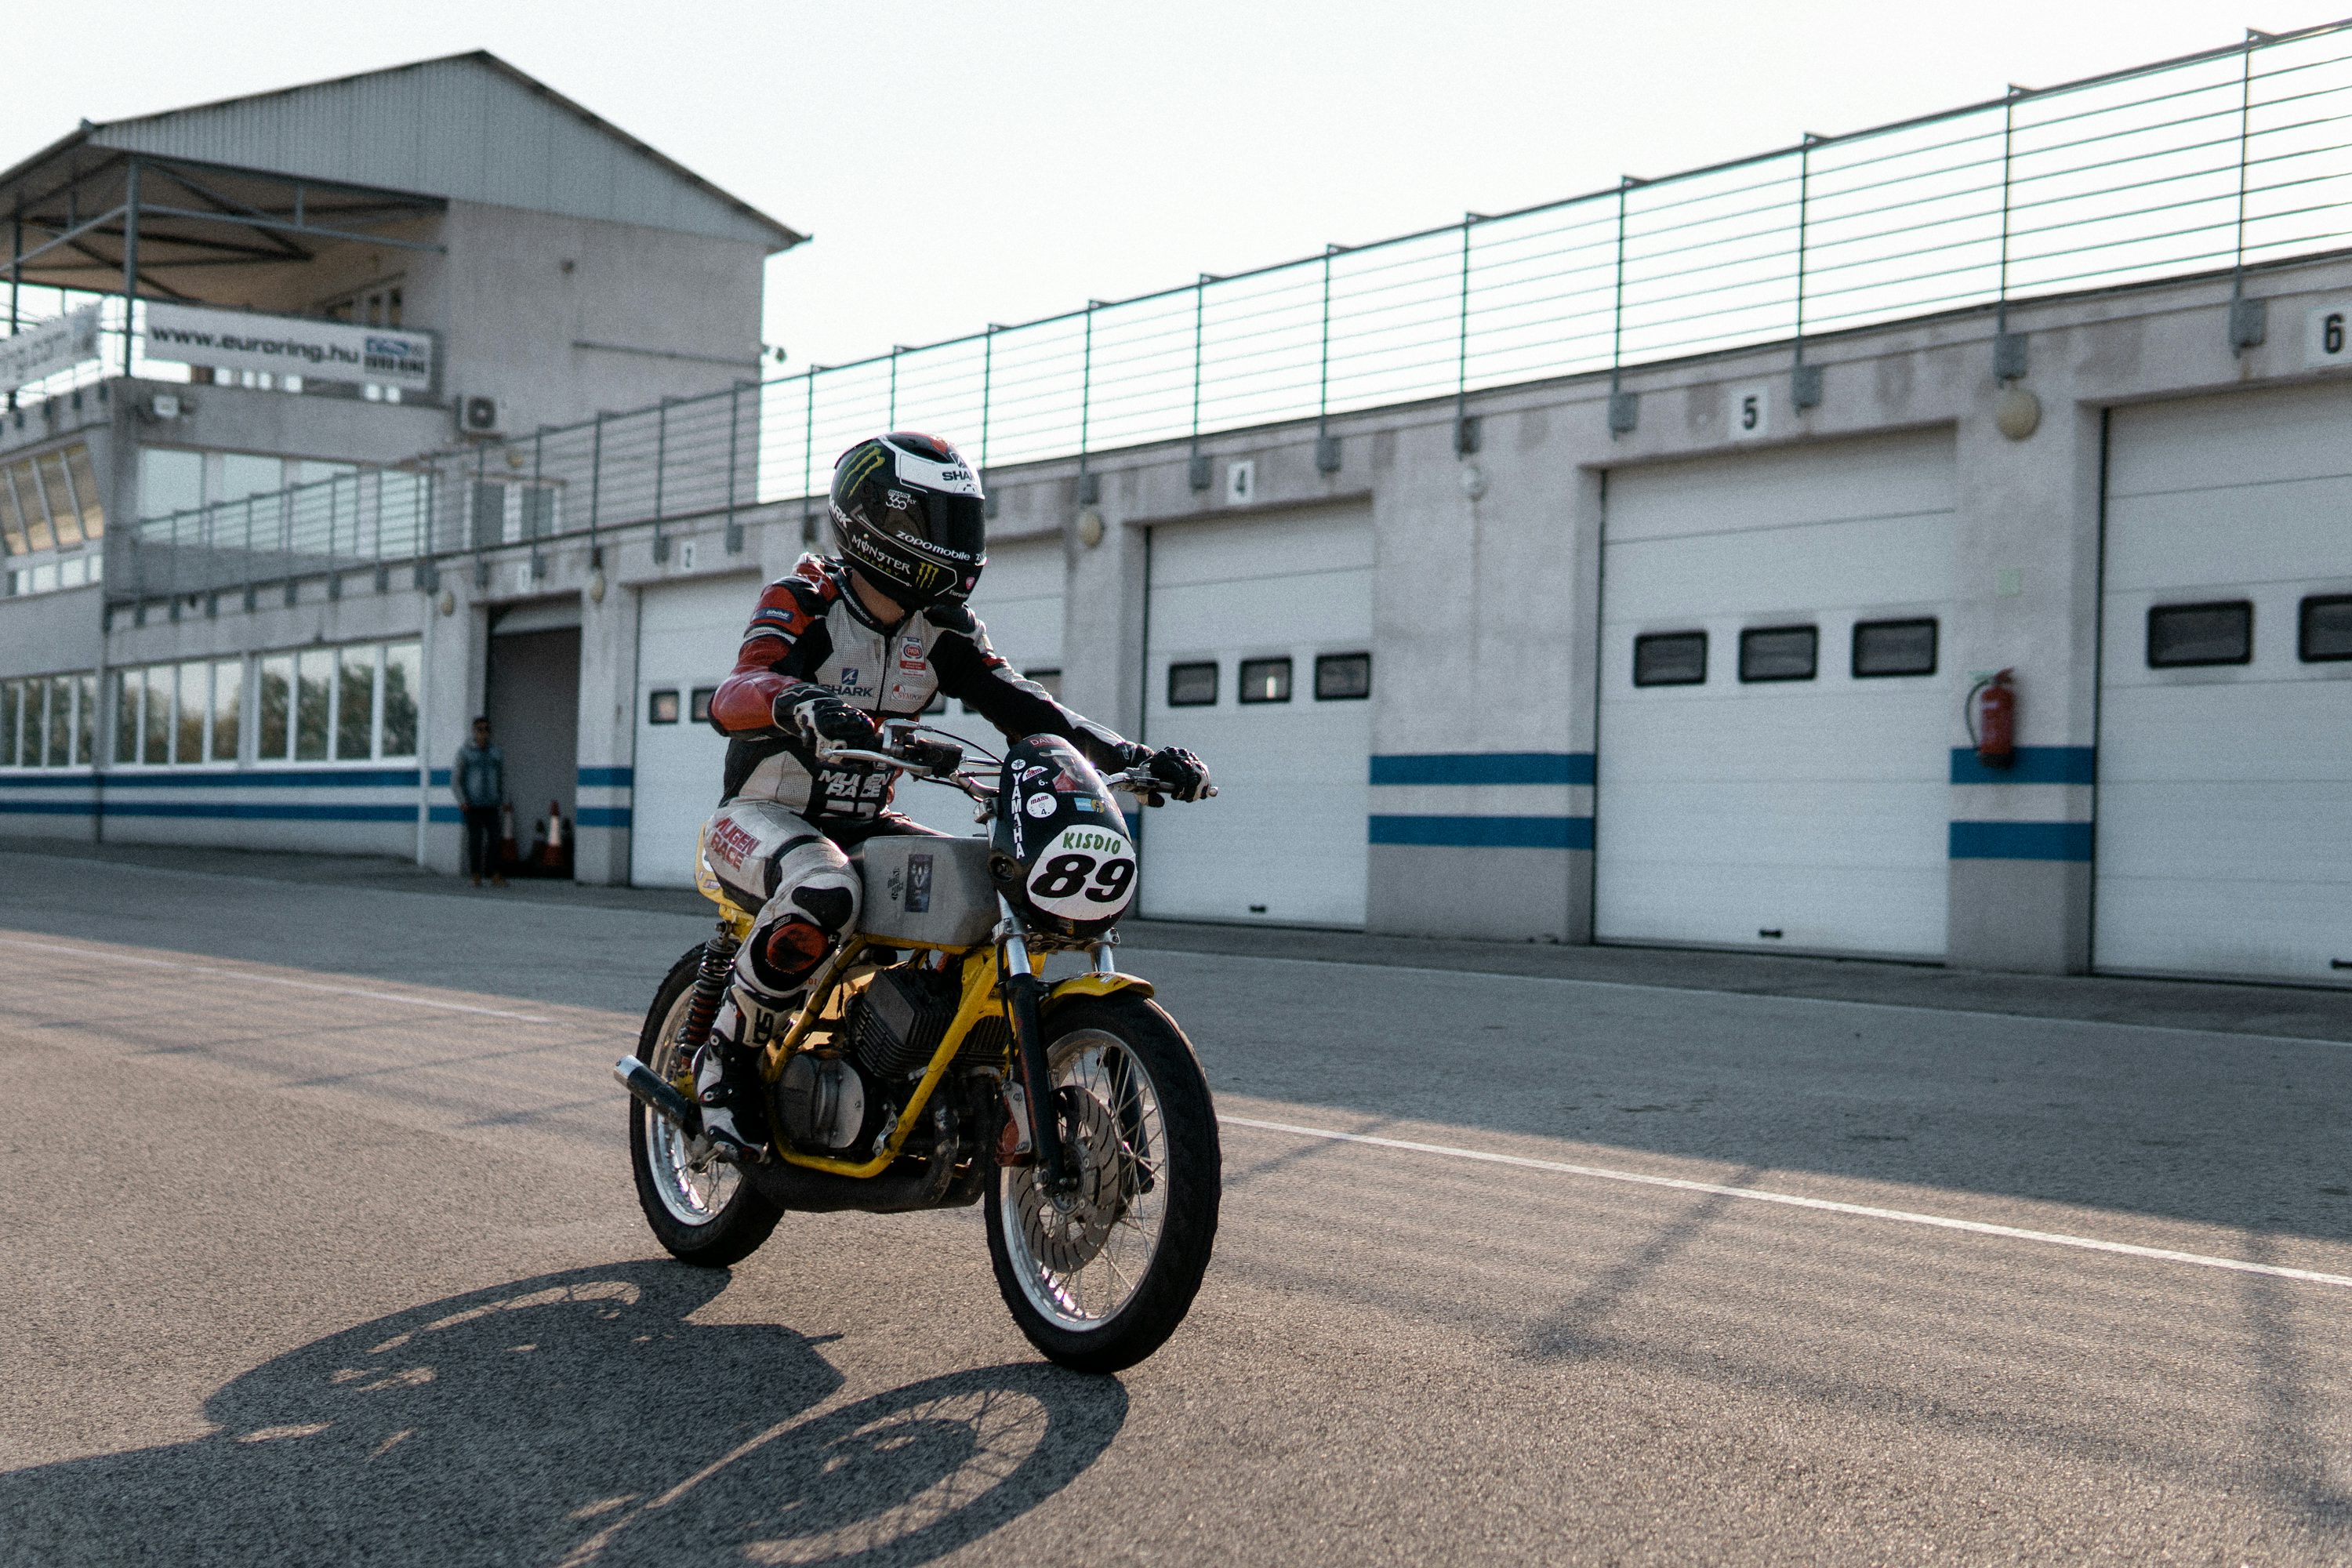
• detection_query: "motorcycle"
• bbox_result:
[613,724,1221,1374]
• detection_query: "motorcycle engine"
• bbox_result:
[845,961,961,1079]
[775,1054,876,1155]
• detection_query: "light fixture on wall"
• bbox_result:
[1076,509,1105,549]
[588,568,607,604]
[1459,465,1489,501]
[437,589,456,616]
[1994,384,2042,441]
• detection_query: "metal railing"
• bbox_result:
[109,20,2352,604]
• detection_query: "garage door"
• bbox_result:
[631,574,761,887]
[1139,506,1374,927]
[1596,430,1955,957]
[897,535,1066,837]
[2096,383,2352,985]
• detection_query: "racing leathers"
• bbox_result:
[689,553,1159,1152]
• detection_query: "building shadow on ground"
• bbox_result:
[0,1260,1126,1567]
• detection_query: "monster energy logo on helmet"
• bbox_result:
[829,432,989,609]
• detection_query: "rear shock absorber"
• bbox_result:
[676,924,742,1054]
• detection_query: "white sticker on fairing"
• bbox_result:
[1025,825,1138,920]
[1025,793,1058,818]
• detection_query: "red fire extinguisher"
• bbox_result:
[540,799,566,869]
[1965,669,2016,768]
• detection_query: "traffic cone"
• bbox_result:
[542,799,565,869]
[499,801,518,868]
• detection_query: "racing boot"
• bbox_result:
[690,996,771,1162]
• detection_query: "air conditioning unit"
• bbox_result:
[460,395,502,437]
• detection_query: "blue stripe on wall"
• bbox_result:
[578,766,635,788]
[1948,819,2093,861]
[102,801,421,823]
[101,767,426,790]
[1370,814,1594,849]
[0,773,101,789]
[576,806,633,829]
[1949,746,2096,786]
[0,799,98,815]
[1370,752,1595,786]
[429,768,452,787]
[428,805,463,824]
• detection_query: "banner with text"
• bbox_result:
[143,303,434,392]
[0,306,102,397]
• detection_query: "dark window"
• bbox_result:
[1853,618,1938,678]
[1740,625,1818,683]
[689,687,716,724]
[1633,631,1707,687]
[1315,652,1371,701]
[1167,661,1218,707]
[1238,657,1293,703]
[2300,596,2352,662]
[2148,601,2252,668]
[648,689,681,724]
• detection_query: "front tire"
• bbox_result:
[629,945,782,1267]
[985,994,1221,1373]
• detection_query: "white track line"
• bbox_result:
[1221,1114,2352,1292]
[0,935,554,1022]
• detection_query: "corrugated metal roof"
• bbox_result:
[74,53,802,252]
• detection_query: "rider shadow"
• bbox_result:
[0,1261,1127,1567]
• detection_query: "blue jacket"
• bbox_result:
[452,742,505,808]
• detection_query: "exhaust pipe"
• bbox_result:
[614,1055,702,1135]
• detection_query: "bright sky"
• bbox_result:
[3,2,2341,368]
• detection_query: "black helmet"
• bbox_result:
[829,432,986,608]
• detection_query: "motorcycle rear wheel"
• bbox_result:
[985,993,1221,1374]
[629,944,782,1267]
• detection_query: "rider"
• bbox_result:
[692,430,1211,1156]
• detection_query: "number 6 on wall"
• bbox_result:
[2304,304,2351,366]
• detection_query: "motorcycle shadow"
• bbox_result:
[0,1260,1127,1567]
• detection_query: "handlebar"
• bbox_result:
[815,730,1216,803]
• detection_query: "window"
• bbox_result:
[381,644,420,759]
[336,648,376,760]
[1,673,96,769]
[1167,662,1218,707]
[74,674,94,764]
[176,660,209,764]
[141,665,172,764]
[258,655,294,759]
[1315,652,1372,701]
[1853,618,1938,678]
[2148,601,2252,668]
[211,661,243,762]
[295,650,333,760]
[2299,596,2352,662]
[1238,657,1293,703]
[648,690,681,724]
[0,681,16,766]
[1633,631,1708,687]
[1740,626,1818,683]
[689,688,717,724]
[140,448,205,520]
[0,442,108,597]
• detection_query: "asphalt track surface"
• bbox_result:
[5,842,2352,1564]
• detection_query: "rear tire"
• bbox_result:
[629,945,782,1267]
[985,993,1221,1374]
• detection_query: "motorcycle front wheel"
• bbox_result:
[628,944,782,1267]
[985,993,1221,1374]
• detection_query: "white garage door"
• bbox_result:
[631,574,761,887]
[1597,430,1955,957]
[1139,506,1374,927]
[2096,383,2352,985]
[896,535,1066,837]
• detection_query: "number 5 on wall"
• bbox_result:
[1728,381,1772,441]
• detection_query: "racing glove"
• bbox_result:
[1142,745,1213,803]
[773,688,881,750]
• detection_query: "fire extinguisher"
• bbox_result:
[1965,668,2016,768]
[541,799,566,869]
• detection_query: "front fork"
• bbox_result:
[997,904,1079,1194]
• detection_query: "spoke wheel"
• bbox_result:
[628,945,782,1267]
[985,995,1220,1374]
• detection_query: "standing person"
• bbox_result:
[688,431,1212,1156]
[452,716,507,888]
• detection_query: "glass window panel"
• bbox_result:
[648,690,681,724]
[1238,657,1292,703]
[176,660,209,764]
[20,681,43,767]
[211,660,242,763]
[60,557,86,588]
[379,470,425,557]
[220,454,287,502]
[140,448,205,521]
[65,446,103,542]
[521,485,558,539]
[0,680,17,767]
[13,461,54,552]
[28,561,56,593]
[2147,601,2252,668]
[2299,596,2352,662]
[689,687,716,724]
[74,674,94,764]
[1314,652,1372,700]
[113,670,139,763]
[296,649,332,760]
[1167,662,1218,707]
[1739,626,1818,683]
[141,666,172,764]
[1853,619,1939,678]
[35,453,81,547]
[0,467,25,555]
[380,643,419,758]
[46,677,71,766]
[336,647,376,759]
[1634,632,1708,687]
[259,655,293,760]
